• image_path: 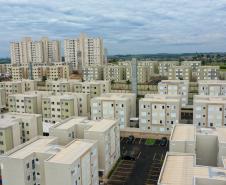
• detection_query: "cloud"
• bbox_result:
[0,0,226,56]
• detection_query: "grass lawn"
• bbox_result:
[145,138,155,146]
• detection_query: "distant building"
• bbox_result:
[64,33,104,70]
[197,66,220,80]
[158,61,179,77]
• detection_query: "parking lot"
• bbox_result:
[107,137,168,185]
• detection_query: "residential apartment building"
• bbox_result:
[119,60,157,83]
[158,152,226,185]
[46,79,72,92]
[73,80,111,98]
[0,112,42,154]
[169,124,226,167]
[10,37,61,64]
[8,93,41,114]
[0,88,6,109]
[50,117,120,177]
[103,64,126,82]
[11,65,29,80]
[91,93,136,128]
[197,66,220,80]
[82,66,104,81]
[181,60,201,76]
[193,95,226,127]
[158,80,189,107]
[64,33,104,70]
[42,94,85,124]
[45,64,70,80]
[158,61,179,77]
[1,137,99,185]
[168,66,192,81]
[139,94,181,133]
[198,80,226,96]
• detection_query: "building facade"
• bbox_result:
[139,94,181,133]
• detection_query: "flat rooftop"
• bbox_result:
[194,95,226,103]
[171,125,195,141]
[53,117,88,130]
[159,153,226,185]
[47,140,94,164]
[159,80,189,84]
[198,80,226,85]
[86,119,116,132]
[8,137,57,159]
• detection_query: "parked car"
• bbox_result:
[160,137,168,147]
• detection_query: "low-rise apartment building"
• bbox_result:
[197,66,220,80]
[0,80,37,104]
[11,65,29,80]
[198,80,226,96]
[103,65,126,82]
[181,60,201,76]
[1,137,99,185]
[0,112,42,154]
[168,66,192,81]
[49,117,120,177]
[0,88,6,109]
[72,80,111,98]
[119,60,157,83]
[169,124,226,167]
[46,64,70,80]
[139,94,181,133]
[82,66,104,81]
[158,61,179,77]
[158,80,189,107]
[8,93,41,114]
[193,95,226,127]
[91,93,136,128]
[41,92,90,124]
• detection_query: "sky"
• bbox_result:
[1,0,226,57]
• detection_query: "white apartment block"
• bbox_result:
[169,124,226,167]
[181,60,201,76]
[168,66,192,81]
[0,80,37,103]
[42,94,79,124]
[1,137,99,185]
[10,37,61,64]
[193,95,226,128]
[103,65,126,82]
[197,66,220,80]
[11,65,28,80]
[158,80,189,107]
[64,33,104,70]
[159,124,226,185]
[198,80,226,96]
[72,80,111,98]
[91,93,136,128]
[0,112,42,154]
[8,93,41,114]
[139,94,181,133]
[158,152,226,185]
[119,61,157,83]
[158,61,179,77]
[82,66,104,81]
[49,117,120,177]
[46,64,70,80]
[46,79,72,92]
[0,88,6,109]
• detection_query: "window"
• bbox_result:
[26,163,30,168]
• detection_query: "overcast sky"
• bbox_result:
[1,0,226,57]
